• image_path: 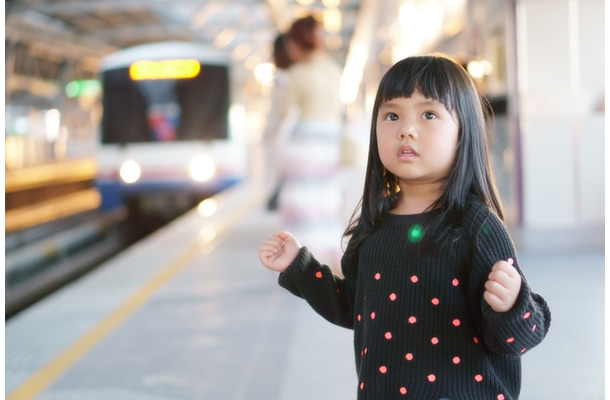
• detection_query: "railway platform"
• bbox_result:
[5,177,605,400]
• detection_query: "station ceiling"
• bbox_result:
[5,0,362,65]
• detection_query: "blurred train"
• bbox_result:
[95,41,247,216]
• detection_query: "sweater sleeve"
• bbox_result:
[278,247,355,329]
[469,209,552,357]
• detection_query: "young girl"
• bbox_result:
[259,54,551,400]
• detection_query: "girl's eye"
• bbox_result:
[422,112,436,120]
[385,113,398,121]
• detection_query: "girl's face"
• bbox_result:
[376,90,459,190]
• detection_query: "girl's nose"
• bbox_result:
[399,125,417,140]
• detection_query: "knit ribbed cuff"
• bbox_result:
[482,281,546,355]
[278,247,312,298]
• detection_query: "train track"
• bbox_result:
[5,209,138,319]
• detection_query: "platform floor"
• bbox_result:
[5,206,605,399]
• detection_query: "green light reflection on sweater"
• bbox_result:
[407,224,424,243]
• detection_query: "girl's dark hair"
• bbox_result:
[343,54,503,262]
[288,15,320,52]
[273,33,293,69]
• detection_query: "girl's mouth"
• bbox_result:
[398,145,418,160]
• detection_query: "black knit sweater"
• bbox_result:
[278,200,551,400]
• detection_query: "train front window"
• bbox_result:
[101,63,229,144]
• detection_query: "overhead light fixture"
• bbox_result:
[253,62,275,87]
[392,0,445,62]
[467,60,493,79]
[322,8,342,34]
[214,28,237,49]
[190,2,221,29]
[444,18,464,36]
[44,109,61,141]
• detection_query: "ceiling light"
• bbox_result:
[323,8,342,34]
[253,62,275,87]
[214,28,236,49]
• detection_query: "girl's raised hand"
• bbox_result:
[483,258,522,313]
[259,231,301,273]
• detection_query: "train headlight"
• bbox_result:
[189,155,216,182]
[119,160,141,184]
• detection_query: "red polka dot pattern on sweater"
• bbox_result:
[357,265,537,397]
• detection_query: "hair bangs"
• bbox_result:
[376,56,459,113]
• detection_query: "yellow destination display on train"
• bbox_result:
[129,59,201,80]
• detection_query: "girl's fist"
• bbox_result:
[484,258,522,312]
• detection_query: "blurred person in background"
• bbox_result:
[267,32,296,142]
[264,33,298,209]
[276,14,345,269]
